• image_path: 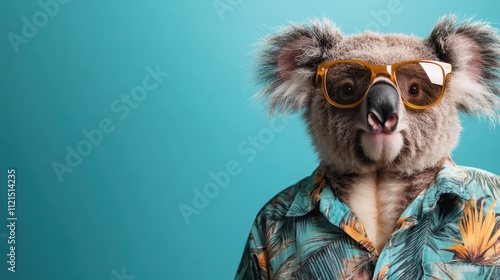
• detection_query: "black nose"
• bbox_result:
[366,82,400,133]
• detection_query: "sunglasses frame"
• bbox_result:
[315,59,453,109]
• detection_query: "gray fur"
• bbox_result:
[428,15,500,121]
[256,18,342,115]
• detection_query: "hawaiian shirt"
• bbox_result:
[235,161,500,279]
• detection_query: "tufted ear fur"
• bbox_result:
[255,18,342,115]
[428,15,500,122]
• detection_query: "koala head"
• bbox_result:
[255,16,500,175]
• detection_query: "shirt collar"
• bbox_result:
[285,159,470,218]
[285,168,325,217]
[421,159,470,211]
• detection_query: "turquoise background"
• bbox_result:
[0,1,499,279]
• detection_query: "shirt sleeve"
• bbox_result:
[234,220,270,280]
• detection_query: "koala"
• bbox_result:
[236,16,500,279]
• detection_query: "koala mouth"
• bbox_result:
[359,129,405,163]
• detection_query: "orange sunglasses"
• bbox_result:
[315,60,453,109]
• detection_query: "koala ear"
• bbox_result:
[428,15,500,121]
[255,18,342,115]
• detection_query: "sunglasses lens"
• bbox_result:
[395,62,445,107]
[325,63,372,106]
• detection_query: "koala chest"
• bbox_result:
[346,174,407,254]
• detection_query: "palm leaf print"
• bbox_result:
[376,264,389,280]
[236,238,269,280]
[395,216,414,232]
[309,168,326,203]
[463,169,500,199]
[388,213,429,279]
[342,216,377,254]
[258,186,303,262]
[389,196,464,278]
[271,213,374,279]
[428,262,500,279]
[445,199,500,264]
[265,215,309,262]
[294,234,374,280]
[425,196,463,254]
